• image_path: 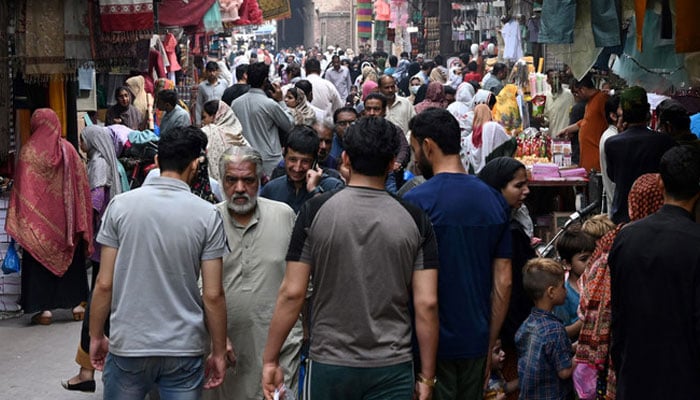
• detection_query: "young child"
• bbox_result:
[516,258,574,400]
[581,214,616,240]
[484,339,518,400]
[552,226,596,339]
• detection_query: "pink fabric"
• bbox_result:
[5,109,93,277]
[163,33,181,73]
[362,80,378,101]
[99,0,154,32]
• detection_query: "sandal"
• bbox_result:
[31,312,52,325]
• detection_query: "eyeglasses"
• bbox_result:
[336,120,355,127]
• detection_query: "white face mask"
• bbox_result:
[410,86,420,95]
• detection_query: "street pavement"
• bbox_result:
[0,309,105,399]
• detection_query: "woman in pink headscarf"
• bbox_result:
[414,81,448,114]
[465,104,513,174]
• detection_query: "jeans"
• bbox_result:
[103,354,203,400]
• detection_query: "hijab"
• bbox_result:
[287,87,316,125]
[106,87,143,130]
[447,82,476,134]
[478,157,533,236]
[125,75,149,119]
[467,104,511,174]
[201,101,247,181]
[415,81,447,113]
[362,80,378,101]
[5,109,93,277]
[81,126,124,201]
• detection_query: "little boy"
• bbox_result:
[552,226,596,338]
[516,258,574,400]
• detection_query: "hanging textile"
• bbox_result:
[203,1,224,33]
[163,33,181,73]
[24,0,67,80]
[64,0,91,67]
[548,0,602,81]
[357,0,373,41]
[159,0,217,27]
[375,0,391,21]
[612,11,688,94]
[390,0,409,29]
[676,0,700,53]
[590,0,621,47]
[0,1,10,161]
[235,0,263,26]
[375,21,388,41]
[98,0,153,32]
[538,0,576,44]
[220,0,243,22]
[259,0,292,20]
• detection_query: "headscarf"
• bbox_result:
[576,173,664,399]
[106,87,143,130]
[466,104,512,174]
[362,80,378,101]
[81,126,124,201]
[5,109,93,277]
[414,81,447,113]
[478,156,534,236]
[447,82,476,135]
[472,89,493,106]
[429,67,448,84]
[287,87,316,125]
[200,101,248,181]
[125,75,150,121]
[191,155,217,204]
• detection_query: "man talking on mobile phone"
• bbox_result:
[260,126,344,214]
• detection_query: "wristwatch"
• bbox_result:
[416,374,437,387]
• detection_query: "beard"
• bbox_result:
[416,152,434,180]
[227,192,258,215]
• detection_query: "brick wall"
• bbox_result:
[314,0,354,51]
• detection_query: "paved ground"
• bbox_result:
[0,309,105,399]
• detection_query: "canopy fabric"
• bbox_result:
[158,0,217,28]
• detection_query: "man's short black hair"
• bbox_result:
[294,79,313,99]
[365,92,387,109]
[235,64,248,81]
[467,61,477,72]
[247,62,269,89]
[409,108,461,155]
[157,89,178,107]
[388,55,398,67]
[333,107,359,123]
[305,58,321,74]
[284,125,320,157]
[444,85,456,96]
[205,61,219,71]
[660,145,700,201]
[574,73,595,89]
[203,100,219,117]
[343,117,400,177]
[555,226,596,263]
[605,94,620,125]
[400,51,409,58]
[492,62,507,75]
[158,126,206,173]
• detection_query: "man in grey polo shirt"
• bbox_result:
[262,117,440,400]
[89,126,228,399]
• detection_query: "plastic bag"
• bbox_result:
[2,239,20,274]
[573,362,598,400]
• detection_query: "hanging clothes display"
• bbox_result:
[23,0,67,80]
[676,0,700,53]
[375,0,391,21]
[163,33,181,74]
[591,0,621,47]
[48,76,67,137]
[220,0,242,22]
[64,0,91,66]
[357,0,373,41]
[538,0,576,44]
[501,18,523,62]
[612,11,688,94]
[98,0,154,32]
[203,1,223,33]
[159,0,217,27]
[548,0,602,81]
[235,0,263,26]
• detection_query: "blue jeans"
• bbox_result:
[103,354,203,400]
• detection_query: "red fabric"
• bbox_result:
[99,0,154,32]
[235,0,263,26]
[149,48,166,78]
[163,33,182,73]
[463,72,482,83]
[158,0,217,27]
[5,109,93,277]
[676,0,700,53]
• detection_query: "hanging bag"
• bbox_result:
[2,239,20,274]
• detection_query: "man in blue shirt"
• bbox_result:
[403,108,512,400]
[261,126,344,213]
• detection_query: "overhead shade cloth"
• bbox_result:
[158,0,217,27]
[99,0,153,32]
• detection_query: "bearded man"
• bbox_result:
[203,146,303,400]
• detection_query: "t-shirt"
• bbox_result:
[97,177,226,357]
[287,186,439,368]
[553,278,580,326]
[403,173,512,359]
